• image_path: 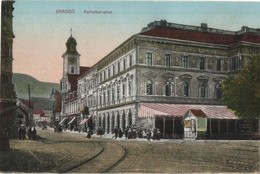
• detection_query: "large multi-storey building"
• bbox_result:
[62,20,260,138]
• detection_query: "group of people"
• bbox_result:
[113,126,162,140]
[18,126,37,140]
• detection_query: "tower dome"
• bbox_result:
[65,35,78,54]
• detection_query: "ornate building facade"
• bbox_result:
[0,0,17,139]
[63,20,260,138]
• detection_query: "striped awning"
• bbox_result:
[79,116,92,125]
[68,117,76,125]
[139,103,238,120]
[79,118,87,125]
[59,117,68,125]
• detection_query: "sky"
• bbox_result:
[11,0,260,83]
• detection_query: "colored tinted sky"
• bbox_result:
[12,0,260,83]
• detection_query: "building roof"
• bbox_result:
[66,35,77,45]
[139,103,237,120]
[80,67,91,75]
[67,66,91,92]
[139,20,260,45]
[189,109,207,118]
[32,109,45,116]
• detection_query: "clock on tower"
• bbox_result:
[69,57,75,64]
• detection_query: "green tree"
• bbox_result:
[222,56,260,119]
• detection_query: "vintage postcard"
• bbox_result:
[1,0,259,173]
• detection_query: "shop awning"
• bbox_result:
[79,118,87,125]
[68,117,76,125]
[79,116,92,125]
[59,117,67,125]
[139,103,237,120]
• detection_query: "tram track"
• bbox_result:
[61,140,129,173]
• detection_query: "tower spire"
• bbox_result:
[70,27,72,37]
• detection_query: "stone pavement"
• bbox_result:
[0,127,259,173]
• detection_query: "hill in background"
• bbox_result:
[13,73,59,99]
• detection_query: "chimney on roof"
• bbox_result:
[201,23,208,31]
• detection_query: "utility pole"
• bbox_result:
[27,84,31,127]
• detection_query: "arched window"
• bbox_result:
[117,84,120,100]
[99,90,102,105]
[200,85,206,98]
[165,81,172,96]
[122,83,126,98]
[128,80,132,96]
[215,83,223,99]
[112,86,115,102]
[107,88,110,103]
[103,90,106,104]
[71,66,74,74]
[146,80,153,95]
[183,82,189,97]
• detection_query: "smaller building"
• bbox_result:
[183,109,207,139]
[32,109,50,126]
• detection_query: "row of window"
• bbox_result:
[144,80,222,99]
[98,80,133,105]
[145,53,240,71]
[99,54,133,82]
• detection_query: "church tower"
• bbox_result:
[60,31,80,93]
[62,31,80,77]
[59,31,81,117]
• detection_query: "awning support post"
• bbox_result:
[173,118,175,137]
[210,118,212,135]
[227,120,229,134]
[218,120,220,135]
[235,120,237,135]
[163,117,165,139]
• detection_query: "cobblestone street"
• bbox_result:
[0,128,259,173]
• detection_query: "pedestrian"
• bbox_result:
[86,128,91,139]
[18,127,22,140]
[124,127,128,139]
[114,127,118,139]
[32,127,37,140]
[119,128,123,138]
[128,128,132,139]
[21,127,26,140]
[156,129,161,140]
[28,127,32,139]
[146,129,151,140]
